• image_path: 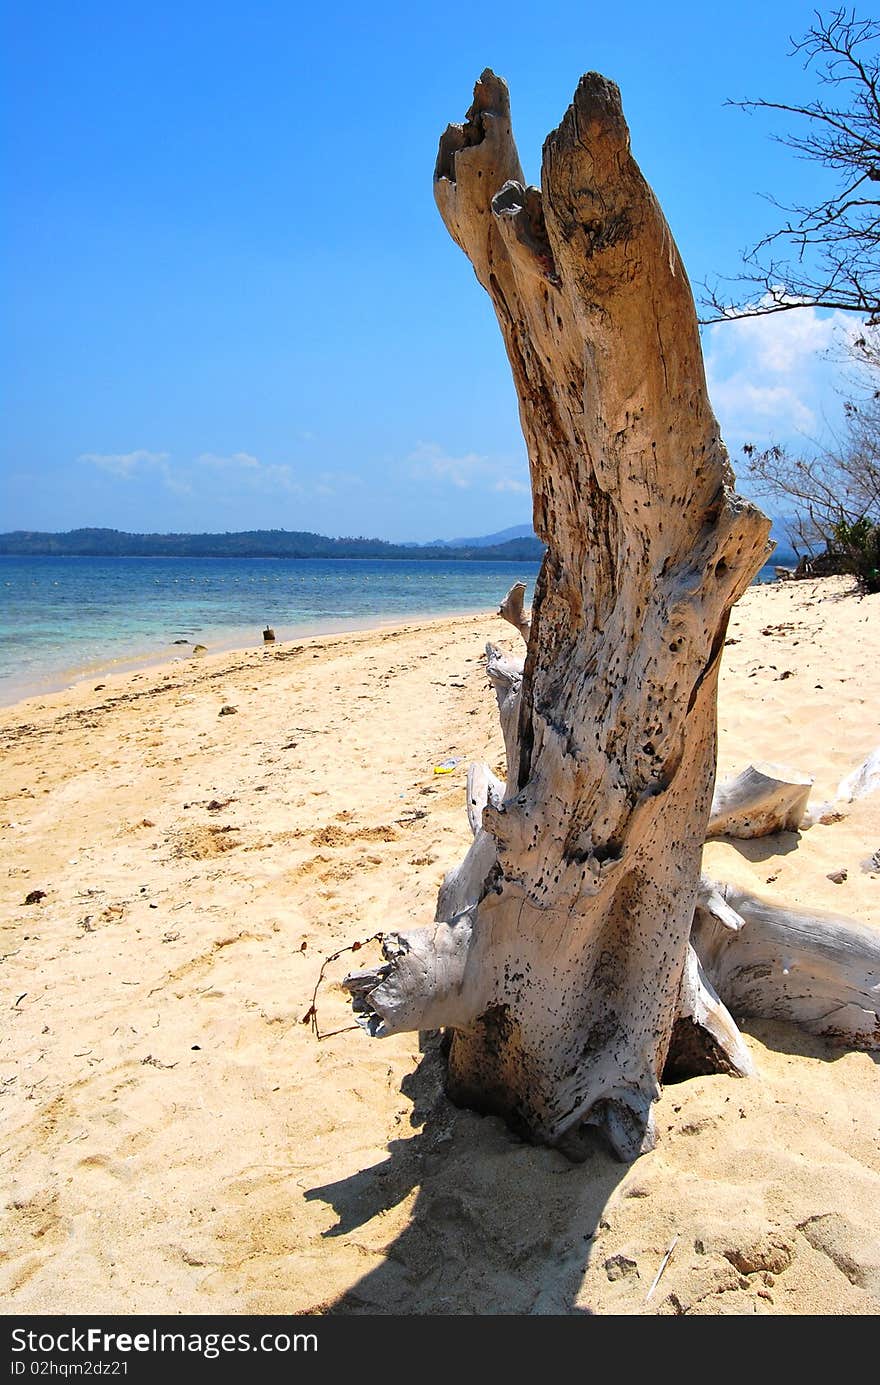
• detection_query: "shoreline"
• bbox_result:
[0,602,517,712]
[0,555,783,711]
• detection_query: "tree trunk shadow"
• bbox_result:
[304,1037,629,1315]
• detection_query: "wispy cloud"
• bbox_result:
[704,303,858,445]
[197,451,261,471]
[78,448,170,478]
[309,469,365,498]
[78,448,192,495]
[707,376,817,435]
[408,441,530,494]
[79,448,313,497]
[493,476,531,495]
[196,451,301,493]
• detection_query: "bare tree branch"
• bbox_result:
[740,331,880,589]
[701,9,880,324]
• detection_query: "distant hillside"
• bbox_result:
[432,523,536,548]
[0,527,546,562]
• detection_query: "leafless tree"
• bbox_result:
[343,69,880,1164]
[743,354,880,588]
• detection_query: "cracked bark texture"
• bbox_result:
[346,70,771,1161]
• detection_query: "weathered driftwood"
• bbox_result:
[802,746,880,825]
[707,762,813,839]
[466,762,504,836]
[343,69,880,1154]
[484,642,524,789]
[838,747,880,803]
[694,881,880,1049]
[344,69,773,1160]
[665,943,755,1081]
[499,581,531,645]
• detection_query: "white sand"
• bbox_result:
[1,577,878,1315]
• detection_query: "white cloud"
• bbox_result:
[703,304,858,446]
[707,378,816,434]
[310,470,364,498]
[78,449,169,478]
[196,452,302,493]
[197,451,261,470]
[78,448,191,495]
[409,441,530,494]
[710,301,854,372]
[162,471,194,497]
[78,447,303,499]
[493,476,531,495]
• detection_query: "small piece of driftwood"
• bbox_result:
[707,762,813,838]
[498,581,531,645]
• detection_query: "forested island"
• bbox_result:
[0,526,545,561]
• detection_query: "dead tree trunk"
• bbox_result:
[348,70,776,1159]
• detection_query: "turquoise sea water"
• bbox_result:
[0,556,546,705]
[0,553,783,707]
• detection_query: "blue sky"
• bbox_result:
[2,0,862,540]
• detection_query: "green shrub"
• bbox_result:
[831,517,880,594]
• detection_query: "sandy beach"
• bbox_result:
[1,574,878,1316]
